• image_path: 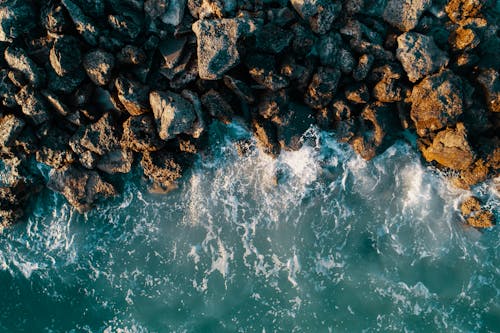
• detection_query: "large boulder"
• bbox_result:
[47,166,116,213]
[410,70,465,136]
[383,0,432,32]
[396,32,449,83]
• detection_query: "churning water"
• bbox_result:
[0,122,499,332]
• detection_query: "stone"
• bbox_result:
[246,55,289,91]
[47,65,86,94]
[460,197,495,228]
[449,26,480,51]
[47,165,116,213]
[83,50,115,86]
[345,83,370,104]
[14,86,51,125]
[255,24,293,54]
[62,0,100,46]
[223,75,255,103]
[141,150,184,190]
[145,0,168,20]
[291,23,316,57]
[159,37,187,69]
[108,13,142,40]
[117,45,147,65]
[0,114,25,147]
[445,0,483,24]
[277,102,314,151]
[161,0,187,26]
[192,18,257,80]
[115,76,150,116]
[410,70,465,136]
[4,46,46,88]
[290,0,341,34]
[0,70,17,107]
[252,118,280,157]
[477,69,500,113]
[50,36,82,77]
[372,65,403,103]
[383,0,432,32]
[421,123,475,171]
[451,159,489,189]
[36,128,75,168]
[97,149,134,174]
[150,90,197,140]
[188,0,226,19]
[317,32,343,67]
[121,114,165,152]
[41,2,70,34]
[180,90,205,139]
[353,54,374,82]
[305,67,341,109]
[0,0,36,42]
[71,113,121,156]
[201,89,234,124]
[396,33,449,83]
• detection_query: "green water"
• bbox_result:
[0,123,499,332]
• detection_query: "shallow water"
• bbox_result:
[0,122,499,332]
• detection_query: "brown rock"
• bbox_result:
[451,159,489,189]
[460,196,495,228]
[251,118,280,157]
[477,69,500,113]
[141,150,184,190]
[383,0,431,32]
[121,114,165,152]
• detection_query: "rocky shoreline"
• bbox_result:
[0,0,498,229]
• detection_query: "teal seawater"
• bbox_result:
[0,122,499,332]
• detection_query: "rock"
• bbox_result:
[15,86,51,125]
[317,32,343,67]
[97,149,134,174]
[345,83,370,104]
[47,165,116,213]
[117,45,147,65]
[460,197,495,228]
[150,90,197,140]
[145,0,167,20]
[121,114,165,152]
[451,159,489,189]
[36,128,75,168]
[115,76,150,116]
[290,0,341,34]
[305,67,341,109]
[161,0,187,26]
[201,89,234,124]
[352,54,374,82]
[251,118,280,157]
[188,0,227,19]
[41,2,70,34]
[421,123,475,171]
[192,18,257,80]
[50,36,82,77]
[47,65,86,94]
[256,91,288,123]
[445,0,483,24]
[383,0,432,32]
[277,102,314,151]
[477,69,500,113]
[62,0,100,46]
[255,24,293,54]
[4,46,46,88]
[291,23,316,57]
[246,54,289,91]
[0,0,36,42]
[0,114,25,148]
[141,150,184,190]
[396,32,449,83]
[83,50,115,86]
[108,13,142,40]
[372,65,403,103]
[449,26,480,51]
[159,37,187,70]
[43,90,71,117]
[71,113,121,156]
[410,70,465,136]
[0,70,17,107]
[223,75,255,103]
[0,177,31,228]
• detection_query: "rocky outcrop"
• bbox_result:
[461,197,495,228]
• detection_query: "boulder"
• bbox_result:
[305,67,341,109]
[0,178,31,228]
[141,150,184,190]
[477,69,500,113]
[83,50,115,86]
[0,0,36,42]
[50,36,82,76]
[246,54,289,91]
[14,86,51,125]
[159,37,187,70]
[41,2,70,34]
[445,0,483,24]
[290,0,341,34]
[0,114,25,147]
[36,128,75,168]
[161,0,187,26]
[345,83,370,104]
[115,76,150,116]
[223,75,255,103]
[97,149,134,174]
[121,114,165,152]
[460,197,495,228]
[421,123,475,171]
[4,46,46,88]
[410,70,465,136]
[252,118,280,157]
[47,65,86,94]
[150,90,197,140]
[70,113,121,156]
[396,32,449,83]
[47,165,116,213]
[353,54,374,82]
[61,0,100,46]
[255,24,293,54]
[201,89,233,124]
[117,45,147,65]
[383,0,431,32]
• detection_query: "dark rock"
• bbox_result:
[277,102,314,151]
[460,196,495,228]
[317,32,343,67]
[0,177,32,228]
[72,0,105,18]
[410,70,465,136]
[43,90,71,117]
[201,89,233,124]
[372,64,403,103]
[305,67,341,109]
[47,165,116,213]
[255,24,293,54]
[115,76,150,116]
[117,45,147,65]
[36,128,75,168]
[145,0,167,20]
[332,99,353,121]
[0,70,18,107]
[477,69,500,113]
[383,0,432,32]
[421,123,475,170]
[160,37,188,70]
[83,50,115,86]
[0,114,25,147]
[223,75,255,103]
[256,91,288,123]
[15,86,51,125]
[108,13,142,40]
[4,46,46,88]
[0,0,36,42]
[345,83,370,104]
[161,0,187,26]
[181,90,205,138]
[291,23,316,56]
[251,118,280,157]
[71,113,121,156]
[121,114,165,152]
[246,55,289,91]
[352,54,374,82]
[338,48,356,74]
[150,90,197,140]
[396,32,449,83]
[50,36,82,77]
[97,149,134,174]
[266,7,296,27]
[290,0,341,34]
[62,0,100,46]
[47,65,86,94]
[192,18,257,80]
[141,150,184,190]
[41,2,70,34]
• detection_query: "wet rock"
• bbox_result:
[246,55,289,91]
[150,90,197,140]
[421,123,475,171]
[141,150,184,190]
[396,32,449,83]
[451,159,489,189]
[477,69,500,113]
[4,46,46,88]
[192,18,257,80]
[383,0,432,32]
[83,50,115,86]
[277,102,314,151]
[255,24,293,54]
[0,114,25,148]
[15,86,51,125]
[50,36,82,77]
[121,114,165,152]
[290,0,341,34]
[353,54,374,82]
[71,113,121,156]
[47,165,116,213]
[117,45,147,65]
[460,196,495,228]
[180,90,205,139]
[97,149,134,174]
[62,0,100,46]
[201,89,233,124]
[223,75,255,103]
[36,128,75,168]
[0,0,36,42]
[251,118,280,157]
[115,76,150,116]
[305,67,341,109]
[256,91,288,123]
[0,178,31,228]
[410,70,465,136]
[41,2,70,34]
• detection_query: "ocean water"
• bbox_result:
[0,122,499,332]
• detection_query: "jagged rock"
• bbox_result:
[0,70,17,107]
[43,91,71,117]
[410,70,465,136]
[267,7,296,26]
[117,45,147,65]
[421,123,475,170]
[291,23,316,56]
[97,149,134,174]
[277,102,314,150]
[305,67,341,109]
[192,17,257,80]
[161,0,187,26]
[353,54,374,82]
[449,26,480,51]
[372,64,403,103]
[201,89,233,124]
[477,69,500,113]
[188,0,235,19]
[108,13,142,40]
[4,46,46,88]
[345,83,370,104]
[246,54,289,91]
[252,118,280,157]
[71,113,121,156]
[83,50,115,86]
[145,0,167,20]
[460,196,495,228]
[0,0,36,42]
[62,0,100,46]
[47,65,86,94]
[72,0,105,18]
[115,76,150,116]
[15,86,51,125]
[47,165,116,213]
[181,90,205,139]
[0,114,25,148]
[383,0,432,32]
[445,0,483,24]
[223,75,255,103]
[317,32,343,67]
[36,128,75,168]
[121,114,165,152]
[256,91,288,123]
[0,177,31,228]
[150,90,197,140]
[255,24,293,54]
[396,32,449,83]
[290,0,341,34]
[50,36,82,77]
[451,159,489,189]
[41,2,70,34]
[141,150,184,190]
[159,37,187,69]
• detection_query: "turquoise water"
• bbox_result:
[0,122,499,332]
